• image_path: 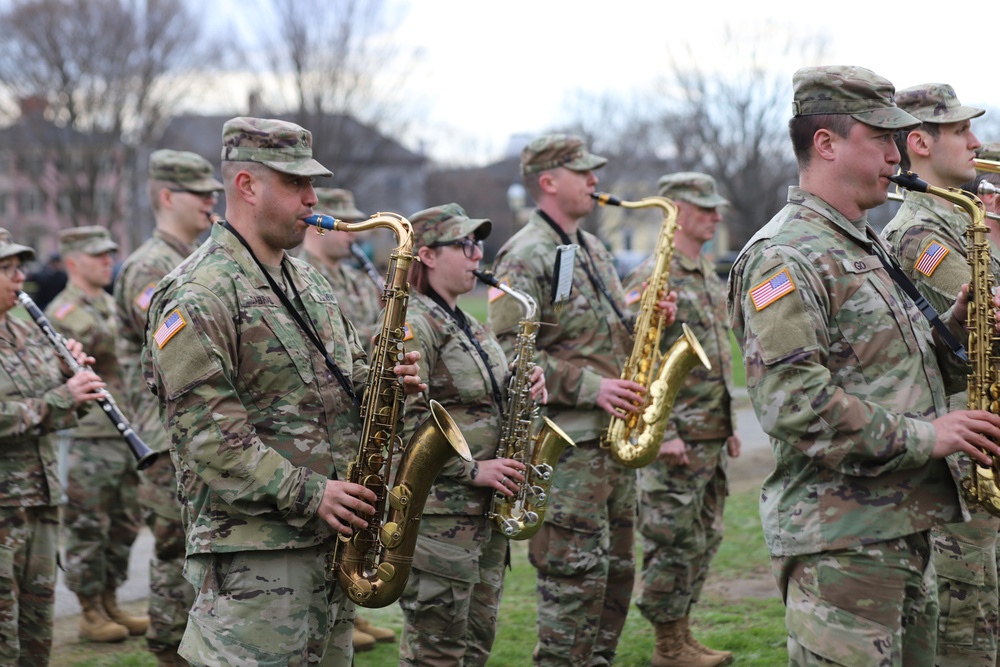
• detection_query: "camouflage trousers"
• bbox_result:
[774,532,937,667]
[180,542,354,667]
[399,515,507,666]
[62,436,141,596]
[930,508,1000,667]
[0,505,58,667]
[528,439,636,667]
[636,438,727,624]
[139,451,193,654]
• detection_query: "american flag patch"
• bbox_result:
[750,268,796,311]
[402,322,413,341]
[487,278,509,303]
[135,283,156,311]
[154,310,186,348]
[53,302,75,320]
[915,241,949,277]
[625,288,641,306]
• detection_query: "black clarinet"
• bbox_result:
[350,242,384,291]
[16,291,159,470]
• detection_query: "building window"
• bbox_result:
[18,189,44,214]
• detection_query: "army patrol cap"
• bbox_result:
[409,203,492,249]
[58,226,118,256]
[221,116,333,178]
[977,142,1000,162]
[0,228,35,262]
[658,172,729,208]
[521,134,607,176]
[148,149,223,193]
[315,188,366,221]
[895,83,984,124]
[792,65,920,130]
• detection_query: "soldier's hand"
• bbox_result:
[726,434,742,458]
[61,338,95,375]
[528,365,548,405]
[655,289,678,328]
[657,438,689,466]
[472,458,526,497]
[66,370,105,407]
[393,350,427,395]
[317,480,378,536]
[930,410,1000,465]
[596,378,645,418]
[954,283,970,328]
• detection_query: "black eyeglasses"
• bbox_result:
[169,189,218,199]
[428,238,484,259]
[0,262,23,278]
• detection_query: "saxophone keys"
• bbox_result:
[348,579,374,602]
[388,485,413,514]
[522,510,540,526]
[376,562,397,582]
[380,521,403,548]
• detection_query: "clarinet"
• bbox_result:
[350,242,384,291]
[16,291,159,471]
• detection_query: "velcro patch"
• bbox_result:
[750,268,796,311]
[135,282,156,311]
[625,288,641,306]
[53,303,75,320]
[154,310,187,348]
[915,241,949,277]
[402,322,413,341]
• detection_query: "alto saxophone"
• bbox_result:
[592,193,711,468]
[305,212,472,608]
[889,171,1000,517]
[474,270,575,540]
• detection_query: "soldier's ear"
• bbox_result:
[417,245,438,269]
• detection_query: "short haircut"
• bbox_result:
[522,172,545,202]
[146,178,174,213]
[788,114,857,168]
[221,161,271,189]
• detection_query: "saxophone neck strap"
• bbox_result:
[865,227,968,363]
[222,221,362,408]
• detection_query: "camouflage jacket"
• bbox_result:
[45,282,124,439]
[0,315,80,506]
[399,291,507,516]
[142,222,368,554]
[624,250,735,442]
[488,210,632,443]
[299,249,382,348]
[114,229,195,453]
[727,186,969,558]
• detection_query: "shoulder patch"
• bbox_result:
[625,287,642,306]
[750,268,796,311]
[135,282,156,311]
[53,302,76,320]
[915,240,949,277]
[153,309,187,349]
[487,277,509,303]
[402,322,414,341]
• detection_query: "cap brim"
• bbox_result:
[317,206,366,220]
[853,107,921,130]
[687,195,730,208]
[179,176,224,192]
[0,244,35,262]
[929,105,986,123]
[439,218,493,244]
[263,158,333,178]
[84,240,119,255]
[564,154,608,172]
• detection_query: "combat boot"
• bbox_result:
[77,595,129,643]
[651,619,728,667]
[353,627,376,652]
[102,587,150,636]
[151,645,188,667]
[355,615,395,643]
[679,616,733,665]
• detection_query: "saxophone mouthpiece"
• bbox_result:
[888,170,930,193]
[591,192,623,207]
[473,269,500,288]
[304,214,339,231]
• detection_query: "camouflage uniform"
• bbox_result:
[395,204,506,666]
[142,117,363,667]
[489,135,636,667]
[0,230,79,666]
[114,149,222,657]
[881,83,998,667]
[728,66,971,667]
[46,229,143,601]
[623,174,737,630]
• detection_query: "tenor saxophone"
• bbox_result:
[305,212,473,608]
[474,270,575,540]
[889,171,1000,517]
[592,193,711,468]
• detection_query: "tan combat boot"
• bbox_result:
[77,595,129,643]
[679,616,733,665]
[355,615,395,643]
[651,619,729,667]
[102,588,150,636]
[353,626,376,652]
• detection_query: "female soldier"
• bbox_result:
[397,203,545,666]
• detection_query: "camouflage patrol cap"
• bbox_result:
[221,116,333,177]
[409,203,492,249]
[977,142,1000,162]
[58,226,118,256]
[0,228,35,262]
[520,134,607,176]
[895,83,984,124]
[658,172,729,208]
[315,188,365,221]
[792,65,919,130]
[148,149,223,192]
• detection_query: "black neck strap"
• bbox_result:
[222,221,362,407]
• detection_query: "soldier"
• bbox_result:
[488,134,675,666]
[397,203,545,666]
[728,65,1000,665]
[0,229,104,665]
[623,172,739,667]
[113,149,222,665]
[965,143,1000,249]
[299,188,382,352]
[45,226,149,644]
[880,83,998,667]
[142,116,425,667]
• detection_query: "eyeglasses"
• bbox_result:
[428,238,484,259]
[169,189,218,200]
[0,262,23,278]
